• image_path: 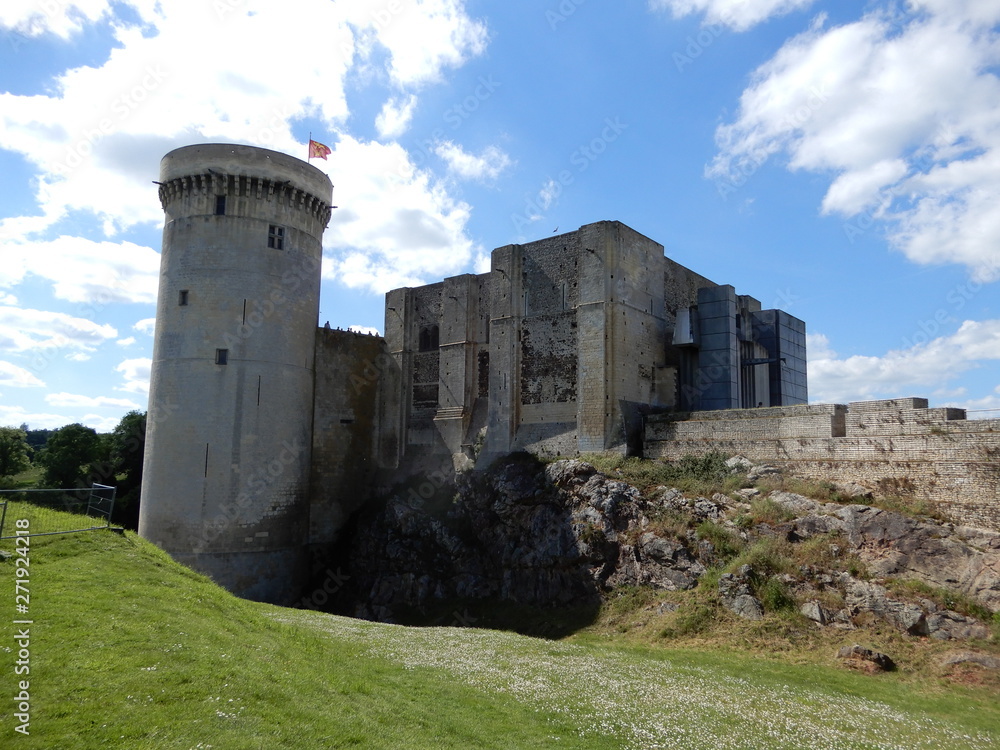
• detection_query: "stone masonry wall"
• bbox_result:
[310,328,386,544]
[645,398,1000,531]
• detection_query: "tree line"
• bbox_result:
[0,411,146,530]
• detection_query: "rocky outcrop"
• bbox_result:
[766,492,1000,612]
[330,457,999,643]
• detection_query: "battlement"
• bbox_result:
[157,172,332,225]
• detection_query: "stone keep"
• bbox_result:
[138,144,333,603]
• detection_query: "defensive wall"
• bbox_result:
[645,397,1000,531]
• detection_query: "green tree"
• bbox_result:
[107,411,146,529]
[37,423,101,492]
[0,426,32,478]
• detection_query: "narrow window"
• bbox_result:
[178,289,189,306]
[267,224,285,249]
[418,325,439,351]
[215,195,226,215]
[215,348,228,365]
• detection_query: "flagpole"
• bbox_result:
[307,132,312,161]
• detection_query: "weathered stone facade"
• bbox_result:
[385,220,807,469]
[646,398,1000,531]
[140,145,997,607]
[139,144,334,603]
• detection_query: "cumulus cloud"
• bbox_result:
[0,236,159,304]
[807,320,1000,404]
[434,141,512,181]
[45,392,140,410]
[0,0,489,282]
[0,0,125,39]
[0,305,117,353]
[650,0,816,31]
[709,5,1000,281]
[322,135,480,292]
[116,357,151,396]
[0,405,84,431]
[348,325,381,336]
[375,95,419,139]
[0,360,44,388]
[133,318,156,336]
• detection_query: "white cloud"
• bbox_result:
[0,305,117,353]
[116,357,151,396]
[650,0,816,31]
[348,325,381,336]
[0,360,44,388]
[0,1,486,226]
[434,141,512,181]
[375,95,418,139]
[133,318,156,336]
[807,320,1000,404]
[0,236,159,304]
[45,392,140,410]
[0,0,116,39]
[116,337,136,347]
[0,405,80,431]
[374,0,489,87]
[539,178,562,211]
[322,135,481,293]
[709,5,1000,281]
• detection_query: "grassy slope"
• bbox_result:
[0,504,996,749]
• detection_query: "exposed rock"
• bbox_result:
[719,566,765,620]
[769,492,1000,613]
[725,455,754,473]
[800,600,828,625]
[845,580,928,635]
[941,652,1000,670]
[734,488,760,501]
[837,644,896,672]
[747,464,782,481]
[836,482,873,500]
[334,456,1000,641]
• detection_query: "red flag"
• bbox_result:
[308,139,331,160]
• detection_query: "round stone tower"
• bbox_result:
[139,143,333,603]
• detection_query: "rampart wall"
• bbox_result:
[309,329,386,545]
[645,398,1000,531]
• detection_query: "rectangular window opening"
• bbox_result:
[215,348,228,365]
[267,224,285,250]
[178,289,189,306]
[215,195,226,215]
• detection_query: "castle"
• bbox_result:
[139,144,1000,604]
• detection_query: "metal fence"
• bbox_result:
[0,484,118,540]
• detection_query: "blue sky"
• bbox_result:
[1,0,998,431]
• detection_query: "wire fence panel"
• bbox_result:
[0,484,118,540]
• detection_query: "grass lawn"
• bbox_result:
[0,502,997,749]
